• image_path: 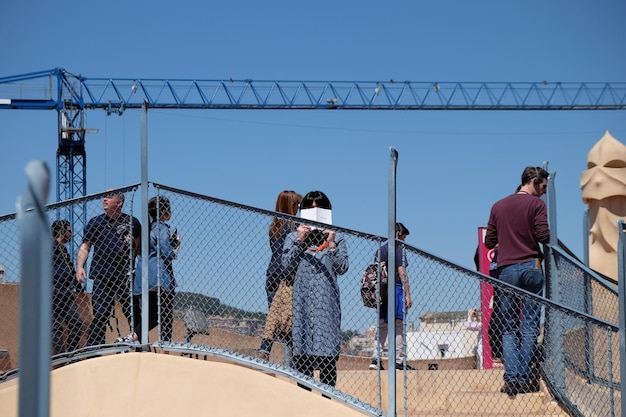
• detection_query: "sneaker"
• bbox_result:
[115,334,137,344]
[395,362,415,370]
[515,380,540,394]
[500,381,516,396]
[369,359,384,370]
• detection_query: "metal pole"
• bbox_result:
[16,160,51,417]
[544,166,565,391]
[617,220,626,417]
[140,100,150,344]
[545,167,558,247]
[387,147,398,417]
[543,161,555,301]
[583,210,594,382]
[583,208,589,267]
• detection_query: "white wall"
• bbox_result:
[406,330,477,360]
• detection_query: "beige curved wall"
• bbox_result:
[0,352,369,417]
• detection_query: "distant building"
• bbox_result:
[406,310,477,360]
[348,326,377,355]
[352,310,478,362]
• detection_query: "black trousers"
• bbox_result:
[88,278,132,346]
[294,354,339,387]
[52,290,83,354]
[132,289,174,342]
[488,268,504,359]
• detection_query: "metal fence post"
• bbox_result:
[387,147,398,416]
[578,177,595,385]
[583,208,589,267]
[16,160,51,417]
[545,168,558,299]
[544,163,558,302]
[545,168,565,392]
[545,166,558,248]
[617,219,626,417]
[140,100,150,344]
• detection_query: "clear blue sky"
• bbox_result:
[1,0,625,272]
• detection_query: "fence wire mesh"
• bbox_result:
[551,247,619,324]
[0,182,621,416]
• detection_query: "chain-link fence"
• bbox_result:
[0,182,621,416]
[545,245,621,417]
[550,246,619,324]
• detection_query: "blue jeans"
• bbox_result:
[87,278,132,346]
[379,283,404,322]
[498,260,544,384]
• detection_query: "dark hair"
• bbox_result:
[396,222,410,236]
[300,191,332,210]
[148,196,171,225]
[269,190,302,240]
[51,219,70,237]
[521,166,549,186]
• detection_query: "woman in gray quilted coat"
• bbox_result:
[282,190,349,388]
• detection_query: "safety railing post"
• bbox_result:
[617,220,626,417]
[583,208,589,267]
[544,167,565,392]
[140,100,150,344]
[387,147,398,416]
[16,160,52,417]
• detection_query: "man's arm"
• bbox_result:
[399,265,412,309]
[485,209,498,249]
[76,241,91,284]
[534,202,550,244]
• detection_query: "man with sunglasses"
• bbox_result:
[485,166,550,396]
[76,190,141,346]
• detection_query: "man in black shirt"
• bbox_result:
[76,190,141,346]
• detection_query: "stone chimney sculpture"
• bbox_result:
[580,131,626,281]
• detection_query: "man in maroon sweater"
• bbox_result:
[485,166,550,396]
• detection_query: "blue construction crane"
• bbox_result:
[1,67,625,220]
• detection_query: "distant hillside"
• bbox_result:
[173,292,359,344]
[174,291,266,321]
